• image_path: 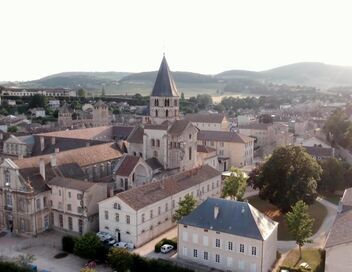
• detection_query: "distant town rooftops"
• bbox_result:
[303,145,334,158]
[239,123,271,130]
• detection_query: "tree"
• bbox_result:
[80,268,96,272]
[15,254,35,269]
[319,158,345,193]
[324,109,352,147]
[285,201,314,259]
[213,103,225,113]
[8,126,18,133]
[221,167,247,201]
[107,248,133,272]
[78,88,86,98]
[172,194,197,222]
[259,114,273,124]
[196,94,212,109]
[74,233,102,259]
[251,146,322,212]
[181,92,185,101]
[29,94,46,108]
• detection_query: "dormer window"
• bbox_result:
[4,170,10,186]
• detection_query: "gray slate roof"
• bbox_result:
[179,198,278,240]
[151,56,180,97]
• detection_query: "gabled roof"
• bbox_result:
[167,119,192,136]
[186,113,226,124]
[114,154,141,177]
[127,126,144,144]
[115,165,220,211]
[179,198,278,240]
[59,102,70,114]
[94,99,107,108]
[48,176,95,191]
[198,130,254,144]
[151,56,180,97]
[145,157,164,171]
[325,209,352,248]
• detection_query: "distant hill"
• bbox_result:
[218,62,352,89]
[5,62,352,96]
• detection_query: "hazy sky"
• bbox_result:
[1,0,352,81]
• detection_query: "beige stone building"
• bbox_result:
[98,165,221,247]
[197,130,254,171]
[185,113,228,131]
[178,198,278,272]
[325,188,352,272]
[48,177,107,234]
[3,135,35,158]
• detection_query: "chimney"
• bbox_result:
[50,153,57,167]
[40,136,45,152]
[55,148,59,153]
[214,206,219,219]
[51,137,56,145]
[39,158,46,180]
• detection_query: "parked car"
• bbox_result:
[104,237,116,246]
[160,244,174,253]
[117,242,128,248]
[97,232,112,241]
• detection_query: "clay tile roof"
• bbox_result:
[36,126,114,140]
[197,130,254,144]
[114,155,140,177]
[197,144,216,153]
[48,176,95,191]
[167,119,192,136]
[239,123,271,130]
[185,113,225,124]
[127,126,144,144]
[151,56,180,97]
[115,165,220,211]
[59,102,71,114]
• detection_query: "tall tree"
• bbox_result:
[285,201,314,259]
[251,146,322,212]
[319,158,345,193]
[74,233,102,259]
[196,94,212,109]
[78,88,86,98]
[172,194,197,222]
[29,94,46,108]
[221,167,247,201]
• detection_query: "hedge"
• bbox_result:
[62,235,76,253]
[0,261,32,272]
[154,238,177,253]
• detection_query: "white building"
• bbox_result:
[48,177,107,234]
[178,198,278,272]
[185,113,228,131]
[98,165,221,247]
[197,130,254,171]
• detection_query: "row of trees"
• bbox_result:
[324,108,352,148]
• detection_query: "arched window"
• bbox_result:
[165,109,169,117]
[155,110,158,117]
[156,139,160,147]
[151,139,155,146]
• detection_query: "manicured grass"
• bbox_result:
[247,196,328,241]
[281,248,323,271]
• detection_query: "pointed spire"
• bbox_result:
[151,56,180,97]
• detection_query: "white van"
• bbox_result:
[160,244,174,253]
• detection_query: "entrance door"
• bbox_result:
[223,161,227,171]
[44,215,49,230]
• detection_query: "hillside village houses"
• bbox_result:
[178,198,278,272]
[0,56,255,254]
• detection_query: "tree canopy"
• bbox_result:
[324,109,352,148]
[29,94,46,108]
[221,167,247,201]
[107,248,133,272]
[285,200,314,259]
[318,158,345,193]
[74,233,102,260]
[250,146,322,212]
[172,194,197,222]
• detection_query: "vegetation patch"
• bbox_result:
[247,196,327,240]
[280,248,325,272]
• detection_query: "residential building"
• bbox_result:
[98,165,221,247]
[239,123,272,147]
[48,100,60,109]
[3,135,35,157]
[185,113,228,131]
[303,145,335,161]
[1,88,77,97]
[48,177,107,234]
[197,130,254,171]
[178,198,278,272]
[197,145,218,170]
[29,108,46,118]
[325,188,352,272]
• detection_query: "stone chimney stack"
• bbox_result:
[39,158,46,180]
[40,136,45,152]
[214,206,219,219]
[51,137,56,145]
[50,153,57,167]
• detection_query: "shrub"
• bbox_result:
[154,238,177,253]
[62,235,76,253]
[107,248,133,272]
[0,261,32,272]
[74,233,102,259]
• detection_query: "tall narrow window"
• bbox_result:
[189,147,192,160]
[166,109,169,117]
[155,110,158,117]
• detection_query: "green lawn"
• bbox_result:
[320,193,341,205]
[247,196,328,241]
[281,248,324,271]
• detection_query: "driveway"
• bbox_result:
[0,231,111,272]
